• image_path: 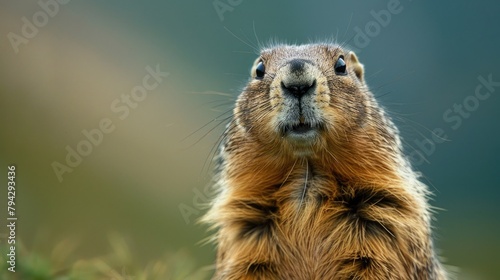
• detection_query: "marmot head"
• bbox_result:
[235,44,370,157]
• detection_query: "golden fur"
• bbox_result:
[202,44,447,279]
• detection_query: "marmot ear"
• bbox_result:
[348,51,364,82]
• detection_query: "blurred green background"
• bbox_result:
[0,1,499,279]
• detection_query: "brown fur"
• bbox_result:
[202,44,447,279]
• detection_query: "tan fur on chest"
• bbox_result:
[208,154,434,279]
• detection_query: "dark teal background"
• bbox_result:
[0,1,499,279]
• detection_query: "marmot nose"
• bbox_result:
[281,80,316,99]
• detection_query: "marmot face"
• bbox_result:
[236,44,368,157]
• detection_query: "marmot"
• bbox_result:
[202,43,448,279]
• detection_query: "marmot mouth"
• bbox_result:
[290,123,314,134]
[281,122,322,135]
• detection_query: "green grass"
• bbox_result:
[0,234,210,280]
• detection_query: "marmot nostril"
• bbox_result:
[281,79,316,99]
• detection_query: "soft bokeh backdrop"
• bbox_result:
[0,1,499,279]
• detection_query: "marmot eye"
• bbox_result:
[334,56,347,75]
[255,61,265,79]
